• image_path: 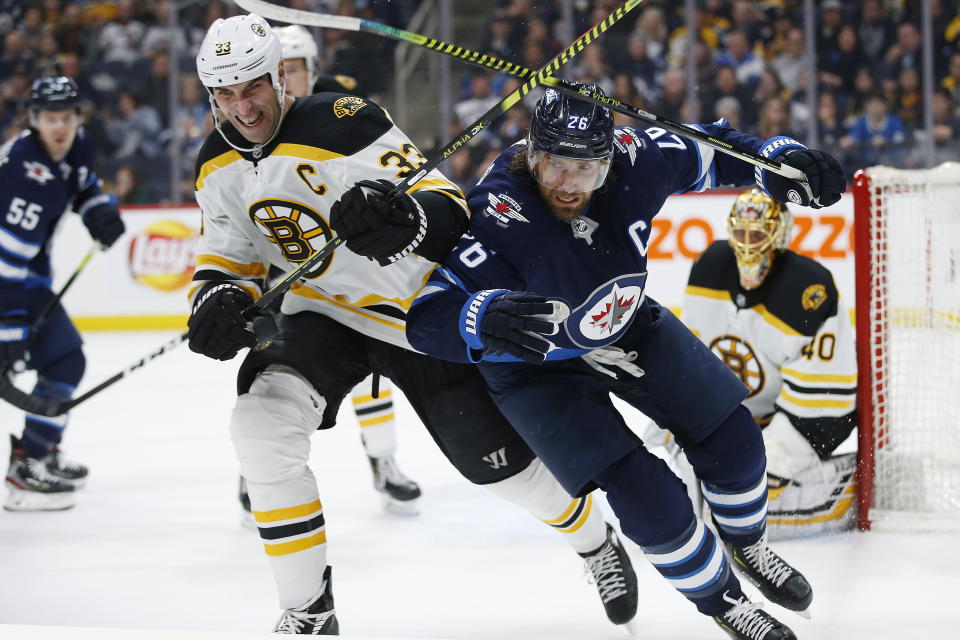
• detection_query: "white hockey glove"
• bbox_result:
[580,346,645,378]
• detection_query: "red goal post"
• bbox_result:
[853,163,960,532]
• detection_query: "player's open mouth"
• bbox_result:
[553,193,580,206]
[237,113,263,128]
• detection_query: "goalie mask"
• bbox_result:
[275,25,319,96]
[196,13,286,154]
[727,188,793,289]
[527,84,614,194]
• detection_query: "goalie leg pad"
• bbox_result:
[484,458,607,554]
[230,364,330,610]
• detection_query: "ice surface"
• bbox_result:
[1,332,958,638]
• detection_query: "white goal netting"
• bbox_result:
[855,163,960,532]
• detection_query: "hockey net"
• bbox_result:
[854,163,960,532]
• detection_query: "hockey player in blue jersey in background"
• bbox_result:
[333,84,845,640]
[1,76,126,511]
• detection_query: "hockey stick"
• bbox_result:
[0,1,639,417]
[232,0,806,183]
[237,0,646,315]
[0,246,96,374]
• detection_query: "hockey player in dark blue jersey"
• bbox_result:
[1,76,126,511]
[340,84,846,640]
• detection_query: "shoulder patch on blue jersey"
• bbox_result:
[24,160,55,185]
[484,192,530,228]
[612,127,646,166]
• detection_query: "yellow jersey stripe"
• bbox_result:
[196,254,268,278]
[544,497,583,526]
[358,414,394,427]
[195,149,243,190]
[779,388,854,410]
[753,303,803,337]
[684,285,731,301]
[353,390,393,404]
[263,530,327,557]
[781,367,857,384]
[273,143,345,163]
[253,499,323,524]
[556,494,594,533]
[290,285,407,331]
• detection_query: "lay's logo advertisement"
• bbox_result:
[128,220,199,292]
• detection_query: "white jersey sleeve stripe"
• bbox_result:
[0,227,41,260]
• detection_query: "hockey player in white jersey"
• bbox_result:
[190,14,637,634]
[241,25,422,518]
[682,188,857,540]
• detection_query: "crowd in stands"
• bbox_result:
[2,1,959,202]
[449,0,960,191]
[0,0,414,203]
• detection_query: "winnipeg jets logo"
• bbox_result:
[612,128,644,166]
[566,275,646,348]
[24,161,54,184]
[485,192,529,228]
[589,284,636,334]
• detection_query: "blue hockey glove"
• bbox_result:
[187,283,270,361]
[329,179,426,266]
[757,137,846,209]
[0,313,30,368]
[80,196,126,249]
[460,290,570,365]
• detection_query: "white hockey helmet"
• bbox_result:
[275,25,319,88]
[197,13,282,90]
[196,13,286,153]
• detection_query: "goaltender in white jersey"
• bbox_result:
[681,188,857,540]
[189,13,636,634]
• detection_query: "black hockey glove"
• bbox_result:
[187,283,270,361]
[81,198,126,248]
[758,139,846,209]
[460,290,570,365]
[0,313,30,368]
[329,179,426,266]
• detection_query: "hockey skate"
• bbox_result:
[369,456,421,515]
[238,475,256,529]
[45,445,88,488]
[273,565,339,635]
[713,592,796,640]
[580,523,639,626]
[728,533,812,616]
[5,435,76,511]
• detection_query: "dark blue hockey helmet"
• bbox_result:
[527,84,614,193]
[30,76,81,112]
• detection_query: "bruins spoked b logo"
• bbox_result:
[708,335,764,397]
[249,199,333,278]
